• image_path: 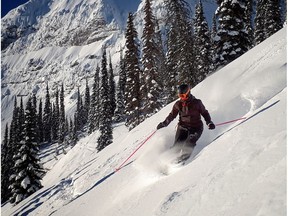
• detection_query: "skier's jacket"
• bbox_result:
[163,94,211,129]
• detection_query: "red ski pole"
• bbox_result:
[115,130,157,172]
[215,117,246,127]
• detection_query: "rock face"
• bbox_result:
[1,0,139,55]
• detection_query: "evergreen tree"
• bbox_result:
[69,118,74,140]
[43,84,52,143]
[5,98,20,203]
[37,99,44,143]
[9,97,19,148]
[194,0,212,82]
[211,14,218,71]
[243,0,254,48]
[32,94,37,110]
[140,0,163,119]
[108,55,116,117]
[1,124,10,203]
[72,114,78,144]
[51,103,58,141]
[164,26,178,104]
[58,83,66,143]
[97,49,113,151]
[265,0,282,38]
[165,0,195,85]
[124,13,142,130]
[31,94,39,144]
[254,0,266,45]
[82,79,90,126]
[64,118,69,138]
[53,88,60,141]
[18,97,25,142]
[9,97,45,204]
[88,65,100,133]
[114,50,126,123]
[154,19,166,104]
[75,88,84,131]
[211,14,217,40]
[8,96,27,203]
[281,0,286,26]
[214,0,249,69]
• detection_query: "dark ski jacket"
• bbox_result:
[163,94,212,129]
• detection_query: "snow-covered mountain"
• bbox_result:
[1,0,218,136]
[2,21,286,216]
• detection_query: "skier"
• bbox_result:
[156,84,215,163]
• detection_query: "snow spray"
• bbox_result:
[115,130,157,172]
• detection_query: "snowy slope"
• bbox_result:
[2,26,286,216]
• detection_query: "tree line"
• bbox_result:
[1,0,285,205]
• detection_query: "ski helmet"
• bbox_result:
[177,84,190,101]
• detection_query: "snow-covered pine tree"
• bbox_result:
[54,88,60,141]
[114,50,126,123]
[108,55,116,117]
[18,97,25,142]
[140,0,163,120]
[51,103,58,141]
[214,0,249,69]
[193,0,212,82]
[124,13,141,130]
[31,94,39,144]
[243,0,254,48]
[58,83,66,143]
[1,123,10,203]
[37,99,44,143]
[254,0,266,45]
[211,14,217,72]
[9,97,45,204]
[9,97,20,150]
[255,0,284,41]
[165,0,195,85]
[74,87,84,132]
[282,0,287,25]
[64,118,69,138]
[60,83,65,122]
[82,79,90,127]
[32,94,37,111]
[72,113,78,144]
[88,65,100,133]
[43,84,52,143]
[69,117,74,139]
[5,98,20,202]
[265,0,282,38]
[154,19,166,105]
[97,49,113,151]
[164,26,178,104]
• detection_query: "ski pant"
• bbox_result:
[173,124,203,148]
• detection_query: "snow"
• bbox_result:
[21,177,31,189]
[2,26,286,216]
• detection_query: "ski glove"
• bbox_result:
[157,122,166,130]
[207,122,215,130]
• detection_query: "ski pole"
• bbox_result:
[215,117,246,127]
[115,129,157,172]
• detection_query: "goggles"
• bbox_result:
[178,88,190,100]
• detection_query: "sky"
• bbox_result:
[1,25,286,216]
[1,0,29,17]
